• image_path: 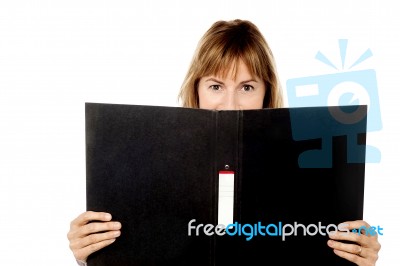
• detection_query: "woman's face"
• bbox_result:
[198,59,266,110]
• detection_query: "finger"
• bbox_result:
[329,229,379,250]
[70,230,121,250]
[328,232,381,263]
[81,221,122,236]
[331,248,365,265]
[327,240,365,257]
[328,229,363,244]
[68,220,121,241]
[72,239,116,261]
[340,220,371,229]
[71,211,112,229]
[339,220,377,237]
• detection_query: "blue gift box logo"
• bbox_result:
[286,39,382,168]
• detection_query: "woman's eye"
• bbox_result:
[242,85,254,92]
[210,85,221,91]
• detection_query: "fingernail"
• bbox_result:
[327,240,334,247]
[113,222,121,229]
[113,231,121,237]
[333,249,339,255]
[105,213,112,220]
[338,223,348,228]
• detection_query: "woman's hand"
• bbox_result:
[327,220,381,266]
[67,211,122,262]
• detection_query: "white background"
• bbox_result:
[0,0,399,265]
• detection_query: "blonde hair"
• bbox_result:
[178,19,283,108]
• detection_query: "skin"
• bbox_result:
[67,211,121,262]
[198,60,266,110]
[68,60,380,265]
[328,220,381,265]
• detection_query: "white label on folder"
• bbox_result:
[218,171,234,226]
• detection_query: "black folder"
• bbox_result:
[85,103,367,266]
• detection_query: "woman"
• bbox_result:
[68,19,380,265]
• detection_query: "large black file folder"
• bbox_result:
[85,103,367,266]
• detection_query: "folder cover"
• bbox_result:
[85,103,367,265]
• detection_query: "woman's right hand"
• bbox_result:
[67,211,122,262]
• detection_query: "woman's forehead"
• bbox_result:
[206,59,257,80]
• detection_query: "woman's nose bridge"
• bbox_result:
[223,89,238,109]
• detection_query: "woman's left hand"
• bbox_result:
[327,220,381,266]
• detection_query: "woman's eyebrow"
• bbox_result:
[239,79,258,84]
[205,78,258,84]
[205,78,224,84]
